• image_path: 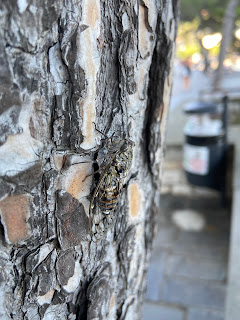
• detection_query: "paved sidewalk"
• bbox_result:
[225,127,240,320]
[143,147,230,320]
[142,69,239,320]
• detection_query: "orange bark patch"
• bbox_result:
[0,194,30,243]
[82,103,95,147]
[67,170,87,199]
[85,0,100,28]
[139,5,151,58]
[109,294,115,313]
[52,154,65,171]
[129,183,142,218]
[65,163,92,200]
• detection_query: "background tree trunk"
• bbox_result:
[213,0,238,90]
[0,1,179,319]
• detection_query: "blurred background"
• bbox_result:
[143,0,240,319]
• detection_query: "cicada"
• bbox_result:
[88,135,135,240]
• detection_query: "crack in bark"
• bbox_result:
[144,14,172,181]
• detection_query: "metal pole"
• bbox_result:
[222,95,228,146]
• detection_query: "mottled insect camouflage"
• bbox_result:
[88,135,135,240]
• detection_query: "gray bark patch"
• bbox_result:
[56,191,89,249]
[56,250,76,287]
[87,263,112,320]
[0,106,22,146]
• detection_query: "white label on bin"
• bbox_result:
[183,144,209,175]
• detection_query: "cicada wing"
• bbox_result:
[89,170,124,241]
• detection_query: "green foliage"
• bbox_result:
[178,0,240,59]
[176,18,201,59]
[209,44,221,56]
[180,0,240,32]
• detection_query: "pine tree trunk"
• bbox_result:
[0,1,179,319]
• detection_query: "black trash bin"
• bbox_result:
[183,98,228,192]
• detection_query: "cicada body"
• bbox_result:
[89,137,135,240]
[97,170,123,214]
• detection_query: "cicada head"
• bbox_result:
[120,138,135,153]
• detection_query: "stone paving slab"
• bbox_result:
[159,277,226,310]
[173,230,229,253]
[152,224,179,250]
[145,253,167,301]
[143,302,184,320]
[159,194,226,212]
[165,253,227,281]
[172,235,229,260]
[163,146,183,162]
[172,184,193,195]
[160,185,172,194]
[162,161,183,170]
[191,187,219,198]
[162,169,183,185]
[144,142,231,319]
[187,308,224,320]
[225,126,240,320]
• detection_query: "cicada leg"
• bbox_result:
[94,126,108,139]
[89,202,103,241]
[82,167,101,182]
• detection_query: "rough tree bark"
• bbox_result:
[0,1,179,319]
